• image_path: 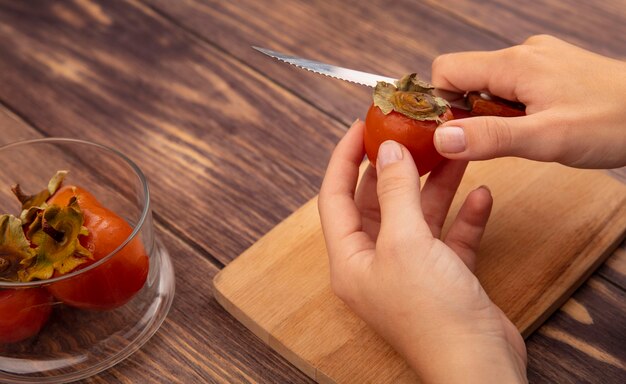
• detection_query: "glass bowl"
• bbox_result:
[0,138,175,383]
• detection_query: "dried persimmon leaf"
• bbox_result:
[19,198,93,282]
[0,214,36,281]
[373,73,449,122]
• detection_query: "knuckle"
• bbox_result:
[431,53,450,73]
[449,236,475,254]
[506,44,534,63]
[431,54,452,86]
[477,118,513,158]
[377,173,415,200]
[533,117,570,163]
[523,34,554,46]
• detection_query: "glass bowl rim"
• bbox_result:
[0,138,150,288]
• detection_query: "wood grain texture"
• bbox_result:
[214,158,626,383]
[425,0,626,57]
[597,169,626,289]
[85,228,312,384]
[0,0,625,382]
[0,0,344,265]
[598,241,626,290]
[527,277,626,383]
[0,108,42,144]
[0,105,311,383]
[145,0,509,125]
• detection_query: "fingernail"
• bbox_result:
[435,126,466,153]
[477,185,491,194]
[377,140,403,170]
[350,118,360,128]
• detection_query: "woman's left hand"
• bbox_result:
[318,120,527,383]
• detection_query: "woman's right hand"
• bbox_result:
[431,35,626,169]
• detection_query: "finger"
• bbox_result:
[355,164,381,239]
[376,141,431,242]
[421,159,468,238]
[433,112,563,161]
[431,48,522,101]
[444,186,493,272]
[319,120,374,270]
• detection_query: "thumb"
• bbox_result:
[434,114,551,161]
[376,141,431,240]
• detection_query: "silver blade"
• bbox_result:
[252,46,396,87]
[253,46,468,110]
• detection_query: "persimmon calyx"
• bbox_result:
[13,170,68,225]
[1,172,94,282]
[19,197,93,282]
[0,214,36,281]
[373,73,450,123]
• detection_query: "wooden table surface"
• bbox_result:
[0,1,624,382]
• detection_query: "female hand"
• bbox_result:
[432,35,626,169]
[318,120,527,383]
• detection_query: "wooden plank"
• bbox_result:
[0,0,345,265]
[527,277,626,383]
[144,0,509,124]
[598,168,626,289]
[0,105,311,383]
[85,227,313,384]
[424,0,626,57]
[598,240,626,290]
[5,103,621,382]
[2,0,625,382]
[214,158,626,383]
[139,0,626,295]
[0,107,41,144]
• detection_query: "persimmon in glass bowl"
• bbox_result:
[0,138,175,383]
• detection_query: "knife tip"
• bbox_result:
[251,46,269,54]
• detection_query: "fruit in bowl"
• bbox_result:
[0,287,52,344]
[0,138,174,383]
[0,171,149,343]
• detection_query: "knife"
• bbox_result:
[253,46,525,117]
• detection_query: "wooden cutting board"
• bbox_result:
[213,158,626,383]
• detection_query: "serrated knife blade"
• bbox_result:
[252,46,469,110]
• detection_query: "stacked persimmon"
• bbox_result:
[0,172,148,343]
